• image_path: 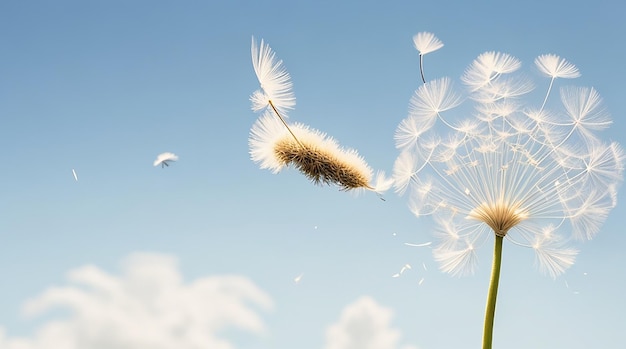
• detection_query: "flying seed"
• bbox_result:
[153,152,179,168]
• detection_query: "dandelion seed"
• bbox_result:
[294,273,304,284]
[422,262,427,271]
[153,152,178,168]
[249,112,375,191]
[413,32,444,83]
[418,277,425,285]
[72,169,78,181]
[392,273,400,278]
[249,41,387,194]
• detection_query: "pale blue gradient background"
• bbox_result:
[1,0,625,348]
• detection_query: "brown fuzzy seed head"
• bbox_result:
[467,201,528,237]
[273,137,371,191]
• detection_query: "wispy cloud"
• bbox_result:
[0,252,273,349]
[324,296,418,349]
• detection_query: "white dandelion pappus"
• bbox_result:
[153,152,179,168]
[413,32,444,56]
[394,78,463,151]
[535,54,581,110]
[461,51,521,92]
[250,37,295,117]
[535,54,581,79]
[72,169,78,181]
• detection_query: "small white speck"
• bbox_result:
[564,280,569,289]
[392,232,397,236]
[573,291,580,295]
[583,272,588,276]
[422,262,427,271]
[418,277,425,285]
[464,188,470,195]
[404,242,432,247]
[294,273,304,284]
[399,264,411,274]
[72,169,78,181]
[392,273,400,278]
[314,226,318,230]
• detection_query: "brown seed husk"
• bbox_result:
[274,137,371,191]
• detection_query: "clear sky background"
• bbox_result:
[1,1,625,348]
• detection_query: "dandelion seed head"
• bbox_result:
[395,40,624,277]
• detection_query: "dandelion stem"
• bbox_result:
[269,100,303,147]
[482,235,504,349]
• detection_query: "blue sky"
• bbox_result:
[1,1,625,348]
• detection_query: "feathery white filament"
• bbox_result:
[250,37,296,117]
[413,32,444,55]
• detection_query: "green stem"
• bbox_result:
[482,235,504,349]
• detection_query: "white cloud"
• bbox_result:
[324,296,418,349]
[0,252,273,349]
